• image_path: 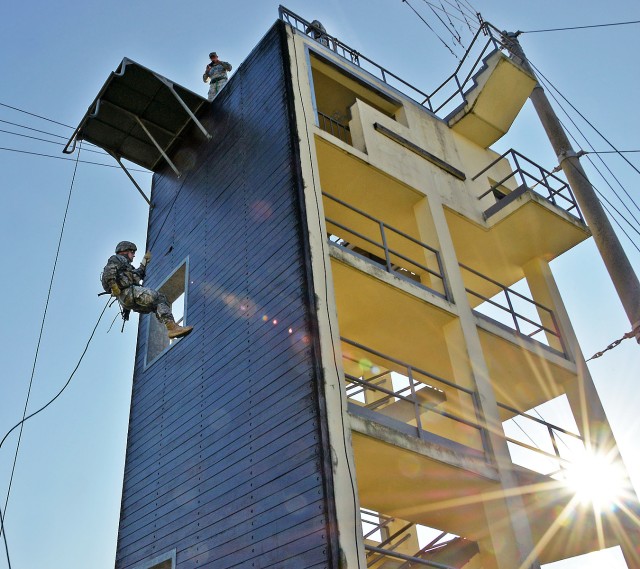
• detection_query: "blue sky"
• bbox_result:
[1,1,638,568]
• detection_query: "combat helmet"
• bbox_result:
[115,241,137,254]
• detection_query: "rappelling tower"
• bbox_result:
[68,8,640,569]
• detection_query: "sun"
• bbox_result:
[562,450,628,509]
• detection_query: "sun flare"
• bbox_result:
[563,451,628,509]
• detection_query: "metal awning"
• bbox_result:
[64,58,210,178]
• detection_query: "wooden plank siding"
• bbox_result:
[115,22,339,569]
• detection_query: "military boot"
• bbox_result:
[165,320,194,339]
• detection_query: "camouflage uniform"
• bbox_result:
[101,253,174,324]
[203,57,232,101]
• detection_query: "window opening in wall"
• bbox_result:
[131,549,176,569]
[146,260,189,364]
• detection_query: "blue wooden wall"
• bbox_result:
[115,22,339,569]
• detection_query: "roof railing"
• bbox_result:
[279,6,515,117]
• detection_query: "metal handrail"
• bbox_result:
[323,192,450,299]
[341,338,487,449]
[279,6,513,117]
[473,149,584,221]
[497,400,584,473]
[364,545,456,569]
[459,262,565,352]
[427,22,508,114]
[359,510,473,569]
[279,6,433,106]
[317,111,352,144]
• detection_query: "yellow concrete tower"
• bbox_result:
[281,7,640,569]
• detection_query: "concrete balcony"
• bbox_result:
[446,149,590,296]
[446,51,537,148]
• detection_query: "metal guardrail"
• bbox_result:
[473,149,584,221]
[278,6,512,117]
[497,401,584,476]
[279,5,433,106]
[426,22,507,116]
[362,509,465,569]
[365,545,456,569]
[459,262,565,353]
[341,338,487,451]
[323,192,450,299]
[317,111,352,145]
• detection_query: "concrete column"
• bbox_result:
[522,257,611,444]
[416,197,541,569]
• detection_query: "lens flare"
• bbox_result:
[563,451,627,509]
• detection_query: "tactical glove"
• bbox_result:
[141,251,152,267]
[111,283,121,296]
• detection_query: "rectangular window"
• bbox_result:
[131,549,176,569]
[146,259,189,366]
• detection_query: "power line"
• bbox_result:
[599,198,640,255]
[0,298,111,569]
[0,103,101,149]
[0,146,150,173]
[401,0,459,58]
[419,0,464,44]
[530,61,640,180]
[0,118,74,141]
[587,150,640,155]
[520,19,640,34]
[0,101,75,130]
[0,143,83,555]
[444,0,478,22]
[532,66,640,222]
[518,53,640,248]
[0,127,109,156]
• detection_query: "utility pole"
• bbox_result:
[504,31,640,343]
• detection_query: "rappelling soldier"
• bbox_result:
[101,241,193,339]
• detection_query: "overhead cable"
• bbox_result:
[521,19,640,34]
[598,200,640,255]
[532,67,640,221]
[0,101,75,130]
[0,143,83,553]
[530,61,640,180]
[446,0,478,21]
[0,118,75,141]
[0,103,100,149]
[0,146,150,173]
[0,297,111,569]
[401,0,459,58]
[0,127,109,157]
[420,0,464,44]
[587,150,640,155]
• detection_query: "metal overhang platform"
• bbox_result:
[64,58,210,176]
